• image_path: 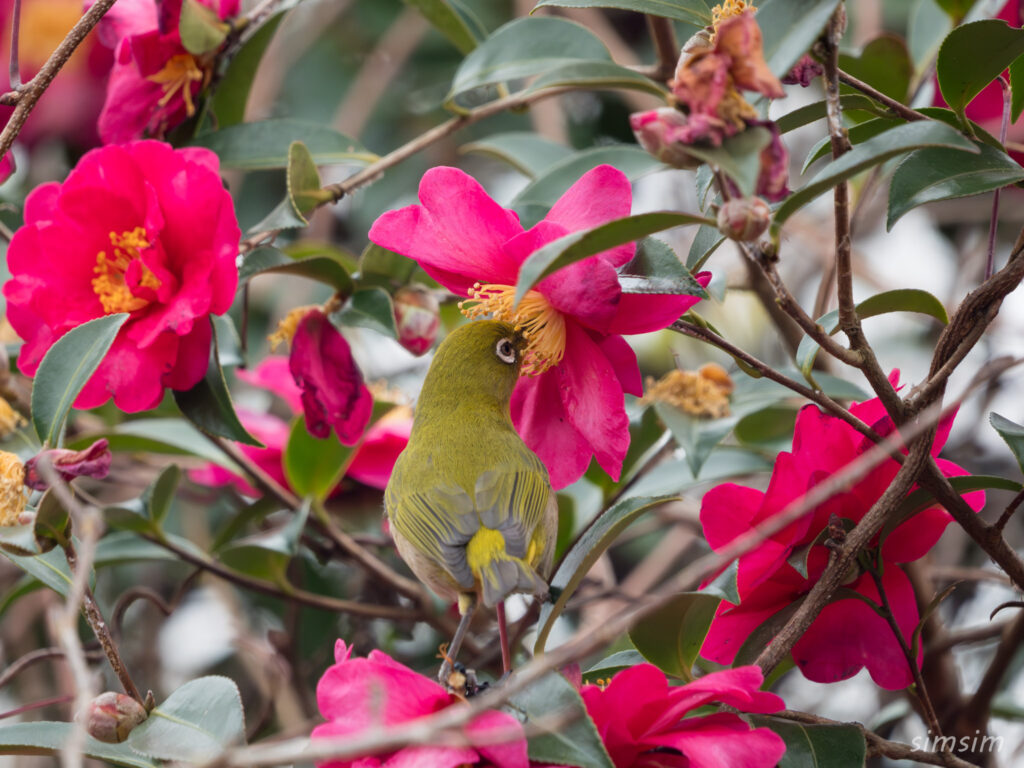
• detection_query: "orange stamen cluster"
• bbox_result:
[92,228,161,314]
[268,305,318,351]
[459,283,566,376]
[148,53,204,117]
[711,0,752,28]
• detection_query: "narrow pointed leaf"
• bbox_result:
[531,0,712,25]
[991,413,1024,474]
[240,245,354,294]
[405,0,479,53]
[193,119,376,170]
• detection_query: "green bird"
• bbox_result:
[384,319,557,684]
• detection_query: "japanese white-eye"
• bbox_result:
[384,319,557,683]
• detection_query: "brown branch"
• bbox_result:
[645,15,678,82]
[837,70,930,123]
[929,622,1011,653]
[994,487,1024,533]
[0,0,118,154]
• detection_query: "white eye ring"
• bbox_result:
[496,337,517,364]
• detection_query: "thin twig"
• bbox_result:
[985,77,1011,281]
[8,0,21,90]
[994,487,1024,533]
[645,15,678,82]
[837,69,931,123]
[0,647,103,690]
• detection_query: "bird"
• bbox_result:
[384,319,557,686]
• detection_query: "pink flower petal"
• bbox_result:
[595,334,641,397]
[700,483,765,551]
[511,372,591,490]
[644,713,786,768]
[607,272,711,335]
[237,356,304,413]
[465,710,529,768]
[542,165,634,267]
[347,417,412,490]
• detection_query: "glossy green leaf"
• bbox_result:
[405,0,479,53]
[288,140,328,215]
[583,649,647,680]
[1011,53,1024,122]
[31,313,128,447]
[0,522,39,557]
[774,121,979,227]
[460,132,573,178]
[910,0,952,69]
[127,676,245,762]
[734,405,798,447]
[776,95,882,135]
[758,0,841,78]
[514,212,713,303]
[703,559,739,604]
[211,9,288,127]
[284,417,356,500]
[192,119,376,170]
[447,17,610,107]
[220,501,311,582]
[686,224,725,271]
[935,0,978,21]
[751,717,866,768]
[887,142,1024,229]
[937,20,1024,122]
[173,322,262,447]
[520,60,670,100]
[839,35,913,103]
[0,543,76,599]
[94,532,194,566]
[358,243,426,290]
[32,489,70,554]
[586,405,670,498]
[0,722,159,767]
[180,0,228,56]
[654,401,740,477]
[991,413,1024,474]
[240,246,355,294]
[535,495,678,653]
[795,289,949,381]
[685,126,773,197]
[532,0,711,25]
[629,592,721,681]
[510,672,614,768]
[333,287,398,338]
[106,465,181,535]
[802,118,902,173]
[512,145,661,213]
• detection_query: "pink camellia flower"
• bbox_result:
[291,310,374,445]
[0,153,13,185]
[3,141,240,412]
[189,357,410,496]
[313,639,528,768]
[369,165,711,489]
[576,664,785,768]
[89,0,238,144]
[699,372,985,690]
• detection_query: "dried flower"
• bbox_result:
[0,396,26,439]
[0,451,27,527]
[644,366,733,419]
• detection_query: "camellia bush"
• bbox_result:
[2,0,1024,766]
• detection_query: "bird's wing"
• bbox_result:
[472,452,551,560]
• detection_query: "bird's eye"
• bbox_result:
[495,338,517,364]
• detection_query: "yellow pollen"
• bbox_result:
[92,228,162,315]
[642,365,733,419]
[148,53,204,117]
[460,284,566,376]
[711,0,752,27]
[0,397,26,440]
[0,451,27,527]
[268,305,317,351]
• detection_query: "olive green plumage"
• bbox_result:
[385,320,557,610]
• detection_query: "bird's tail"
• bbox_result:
[465,527,547,608]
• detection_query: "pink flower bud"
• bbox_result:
[24,439,112,491]
[629,108,704,169]
[782,54,823,87]
[717,197,772,242]
[392,285,440,356]
[86,692,147,743]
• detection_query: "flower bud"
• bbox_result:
[86,692,147,743]
[24,439,112,491]
[629,108,702,169]
[392,285,440,356]
[782,54,823,87]
[716,197,771,242]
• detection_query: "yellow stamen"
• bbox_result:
[459,284,566,376]
[148,53,204,117]
[0,397,26,440]
[0,451,27,527]
[268,305,317,351]
[92,228,162,314]
[642,365,733,419]
[711,0,752,28]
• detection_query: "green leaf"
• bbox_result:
[72,418,239,472]
[532,0,711,25]
[774,121,979,228]
[31,314,128,447]
[654,401,739,477]
[95,531,195,566]
[937,20,1024,123]
[535,495,677,653]
[460,131,573,178]
[935,0,979,22]
[887,142,1024,229]
[333,287,398,338]
[249,140,332,232]
[1011,53,1024,123]
[751,717,867,768]
[686,224,725,271]
[703,559,739,604]
[910,0,952,69]
[405,0,479,53]
[795,289,949,381]
[802,118,903,174]
[583,649,647,680]
[211,9,288,127]
[509,672,614,768]
[734,405,798,447]
[173,321,262,447]
[284,417,355,500]
[629,592,721,680]
[514,212,713,303]
[776,95,882,135]
[757,0,842,78]
[520,59,669,100]
[32,489,70,554]
[220,501,311,582]
[991,413,1024,474]
[839,35,913,103]
[358,243,423,289]
[0,543,76,599]
[0,722,159,767]
[684,126,773,197]
[447,17,611,108]
[180,0,228,56]
[240,245,355,294]
[512,145,661,213]
[192,119,376,170]
[106,465,182,534]
[127,676,245,762]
